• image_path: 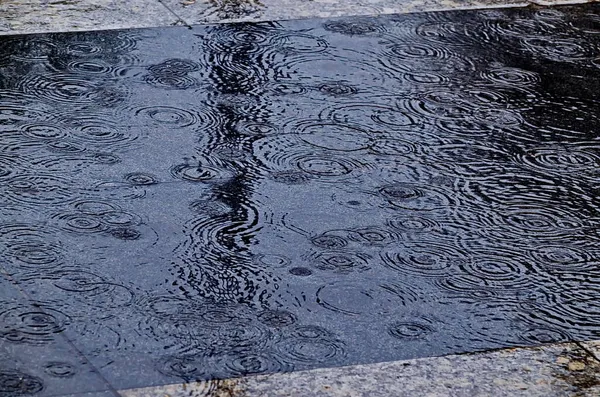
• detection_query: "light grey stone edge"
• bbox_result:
[0,0,598,36]
[164,0,600,27]
[120,341,600,397]
[0,0,182,36]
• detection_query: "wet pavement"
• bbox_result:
[1,3,600,396]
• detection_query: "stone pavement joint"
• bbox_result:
[119,341,600,397]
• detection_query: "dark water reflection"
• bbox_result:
[1,3,600,392]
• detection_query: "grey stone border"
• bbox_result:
[0,0,182,36]
[0,0,598,35]
[162,0,597,27]
[119,341,600,396]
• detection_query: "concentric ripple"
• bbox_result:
[309,251,371,274]
[317,81,358,97]
[269,32,329,55]
[498,206,585,240]
[157,355,207,381]
[0,370,44,395]
[143,74,200,90]
[381,241,469,277]
[457,255,533,291]
[5,174,73,206]
[277,326,346,364]
[377,182,454,211]
[388,316,436,341]
[44,362,76,378]
[253,135,370,181]
[17,73,127,106]
[211,350,292,377]
[323,103,421,133]
[316,281,412,317]
[134,106,204,128]
[485,17,560,37]
[480,67,540,86]
[521,37,591,62]
[347,226,399,246]
[387,215,442,234]
[0,303,69,345]
[2,4,600,378]
[528,245,599,273]
[292,122,372,152]
[19,123,68,141]
[170,162,236,183]
[51,212,107,234]
[385,42,451,60]
[516,146,600,176]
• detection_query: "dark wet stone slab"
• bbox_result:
[0,275,111,396]
[1,3,600,393]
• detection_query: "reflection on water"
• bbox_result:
[1,3,600,391]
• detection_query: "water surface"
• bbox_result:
[1,4,600,394]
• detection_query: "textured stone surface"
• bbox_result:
[119,342,600,397]
[61,392,117,397]
[0,0,181,35]
[582,341,600,362]
[0,0,598,35]
[4,5,600,386]
[161,0,593,25]
[2,3,600,397]
[0,275,112,397]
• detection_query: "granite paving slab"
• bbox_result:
[1,3,600,395]
[581,341,600,362]
[60,393,116,397]
[119,342,600,396]
[0,0,597,35]
[0,274,112,396]
[161,0,595,25]
[0,0,181,36]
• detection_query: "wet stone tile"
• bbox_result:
[0,343,111,397]
[0,277,110,396]
[1,2,600,392]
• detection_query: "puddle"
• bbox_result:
[1,3,600,392]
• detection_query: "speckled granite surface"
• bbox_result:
[61,393,116,397]
[0,0,182,35]
[120,342,600,397]
[582,341,600,362]
[1,2,600,397]
[0,0,597,35]
[161,0,598,25]
[162,0,530,25]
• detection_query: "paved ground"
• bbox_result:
[123,342,600,396]
[0,0,597,34]
[2,1,600,396]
